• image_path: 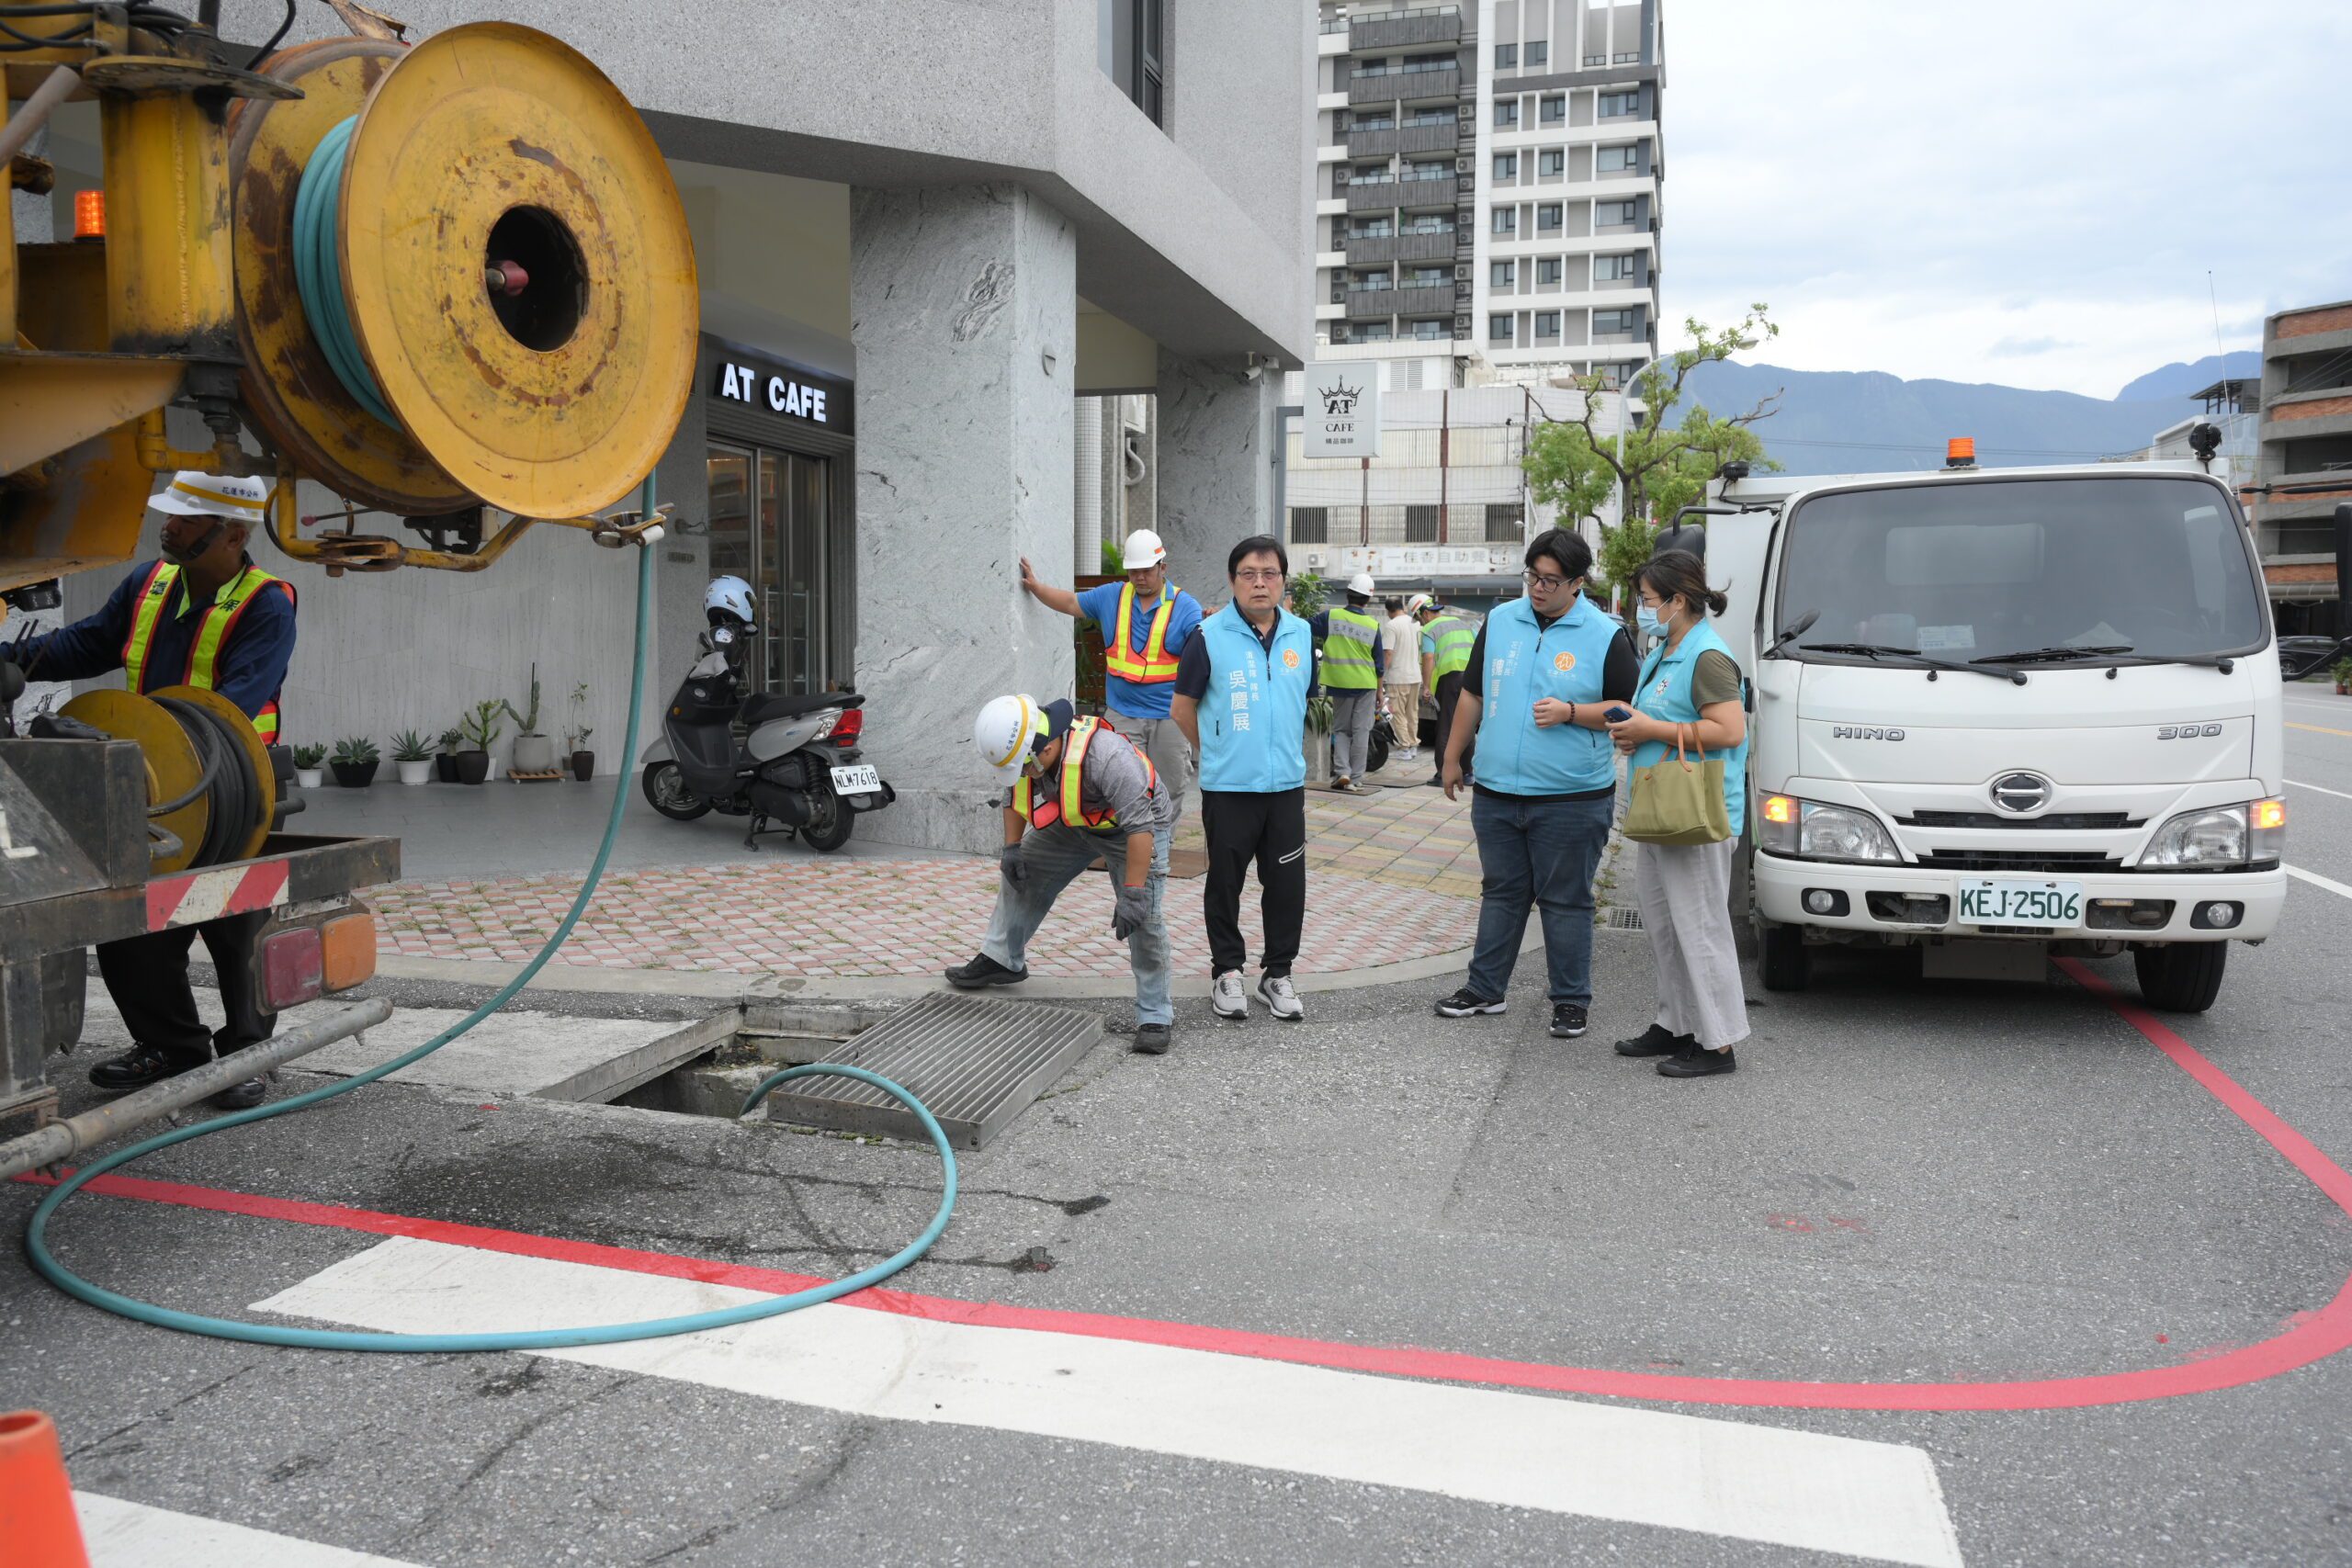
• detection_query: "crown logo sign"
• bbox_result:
[1319,378,1363,417]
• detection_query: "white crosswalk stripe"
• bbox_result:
[75,1491,429,1567]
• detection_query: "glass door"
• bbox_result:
[708,441,829,695]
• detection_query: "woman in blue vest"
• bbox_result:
[1433,528,1639,1041]
[1607,549,1750,1077]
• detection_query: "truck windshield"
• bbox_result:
[1774,476,2267,667]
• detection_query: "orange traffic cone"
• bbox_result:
[0,1410,91,1568]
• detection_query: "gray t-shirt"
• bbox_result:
[1003,723,1174,836]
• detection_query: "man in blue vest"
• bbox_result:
[1432,527,1638,1041]
[1019,528,1204,817]
[9,470,295,1110]
[1170,535,1315,1023]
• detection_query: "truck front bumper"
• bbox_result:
[1753,851,2287,942]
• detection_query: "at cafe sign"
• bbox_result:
[714,359,838,426]
[1304,362,1382,458]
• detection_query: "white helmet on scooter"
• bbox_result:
[972,693,1061,783]
[705,574,755,628]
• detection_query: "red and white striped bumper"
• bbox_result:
[145,859,291,931]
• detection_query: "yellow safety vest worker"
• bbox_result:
[1320,604,1382,690]
[119,559,296,740]
[1013,716,1158,831]
[1102,582,1182,684]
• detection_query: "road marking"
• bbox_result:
[259,1237,1965,1568]
[2289,864,2352,901]
[2288,721,2352,738]
[2288,778,2352,801]
[74,1491,427,1567]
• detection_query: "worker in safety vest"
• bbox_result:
[1018,528,1204,817]
[8,470,295,1111]
[1414,593,1478,788]
[1309,571,1386,794]
[948,694,1179,1054]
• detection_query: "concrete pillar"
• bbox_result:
[1155,350,1281,614]
[850,184,1077,853]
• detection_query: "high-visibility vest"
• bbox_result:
[1427,613,1476,680]
[1013,716,1157,831]
[1320,604,1381,690]
[120,559,296,740]
[1102,582,1183,684]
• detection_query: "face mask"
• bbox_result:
[1636,605,1669,637]
[161,520,223,567]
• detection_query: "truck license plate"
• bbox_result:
[830,764,881,796]
[1956,879,2082,927]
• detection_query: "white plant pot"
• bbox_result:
[295,767,322,789]
[511,733,558,773]
[397,759,433,785]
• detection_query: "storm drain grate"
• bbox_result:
[763,992,1102,1150]
[1600,906,1645,931]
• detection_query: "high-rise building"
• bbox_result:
[1312,0,1665,393]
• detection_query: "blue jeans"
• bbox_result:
[981,820,1173,1024]
[1464,790,1612,1007]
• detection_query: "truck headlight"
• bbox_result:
[2141,799,2284,868]
[1759,794,1901,863]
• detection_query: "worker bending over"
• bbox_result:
[948,694,1179,1055]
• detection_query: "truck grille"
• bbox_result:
[1918,849,2125,873]
[1900,811,2139,830]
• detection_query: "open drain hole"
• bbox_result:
[613,1005,873,1121]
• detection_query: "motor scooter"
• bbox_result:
[639,617,893,850]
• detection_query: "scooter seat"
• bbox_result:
[740,690,863,726]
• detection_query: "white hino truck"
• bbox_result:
[1693,447,2285,1012]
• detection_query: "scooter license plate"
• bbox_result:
[830,764,881,795]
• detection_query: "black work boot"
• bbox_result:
[88,1043,201,1093]
[1657,1043,1737,1077]
[944,953,1028,989]
[1614,1023,1691,1058]
[210,1077,268,1111]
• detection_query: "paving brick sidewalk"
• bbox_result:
[375,778,1487,980]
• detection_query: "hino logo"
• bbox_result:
[1990,773,2052,813]
[1831,726,1905,740]
[2156,723,2224,739]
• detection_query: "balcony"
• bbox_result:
[1346,120,1457,159]
[1351,5,1461,51]
[1396,173,1456,209]
[1350,64,1460,104]
[1346,179,1405,211]
[1344,229,1455,266]
[1391,283,1457,317]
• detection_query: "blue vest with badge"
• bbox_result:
[1195,603,1312,793]
[1472,593,1622,795]
[1630,618,1748,836]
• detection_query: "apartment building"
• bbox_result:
[1312,0,1665,393]
[2247,299,2352,637]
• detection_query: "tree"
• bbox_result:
[1521,305,1785,539]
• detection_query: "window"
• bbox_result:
[1351,218,1393,237]
[1598,143,1640,174]
[1349,164,1390,185]
[1539,149,1565,175]
[1536,257,1562,284]
[1584,53,1606,66]
[1289,507,1330,545]
[1407,320,1450,341]
[1495,42,1517,68]
[1600,90,1642,118]
[1494,99,1520,129]
[1357,322,1394,342]
[1099,0,1165,127]
[1404,51,1454,73]
[1613,50,1639,63]
[1405,266,1449,287]
[1598,254,1641,281]
[1493,152,1519,180]
[1354,272,1393,291]
[1351,111,1395,130]
[1406,107,1453,127]
[1596,197,1636,227]
[1540,94,1566,123]
[1491,207,1518,234]
[1401,215,1452,234]
[1535,310,1561,337]
[1537,203,1563,231]
[1491,259,1516,287]
[1485,502,1526,542]
[1489,313,1514,341]
[1406,159,1451,183]
[1593,308,1638,334]
[1527,39,1549,66]
[1407,504,1442,543]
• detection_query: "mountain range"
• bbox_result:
[1680,350,2261,477]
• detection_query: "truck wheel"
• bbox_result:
[800,786,854,852]
[641,761,711,821]
[1759,922,1810,991]
[2133,942,2227,1013]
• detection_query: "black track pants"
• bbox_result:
[1199,786,1306,978]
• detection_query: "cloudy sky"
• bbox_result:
[1663,1,2352,398]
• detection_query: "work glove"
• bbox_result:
[1000,840,1027,886]
[1111,881,1153,943]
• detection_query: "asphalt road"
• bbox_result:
[7,688,2352,1566]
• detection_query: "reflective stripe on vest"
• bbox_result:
[120,560,294,740]
[1320,605,1381,690]
[1102,582,1182,683]
[1429,614,1476,678]
[1012,716,1157,831]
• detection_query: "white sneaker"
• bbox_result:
[1212,970,1250,1020]
[1256,973,1305,1021]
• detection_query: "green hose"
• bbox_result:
[24,477,960,1351]
[290,116,396,428]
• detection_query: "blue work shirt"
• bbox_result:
[1076,580,1204,720]
[9,556,297,723]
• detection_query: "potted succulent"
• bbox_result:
[391,728,435,785]
[504,663,557,774]
[456,698,502,784]
[291,742,326,790]
[329,735,379,789]
[435,726,463,783]
[564,682,594,781]
[2334,656,2352,697]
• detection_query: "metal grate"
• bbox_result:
[1902,811,2139,830]
[763,992,1102,1150]
[1600,906,1645,931]
[1919,850,2124,873]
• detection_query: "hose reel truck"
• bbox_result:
[0,2,699,1135]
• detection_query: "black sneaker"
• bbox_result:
[944,953,1028,989]
[209,1077,267,1111]
[1614,1023,1690,1058]
[88,1043,201,1093]
[1549,1003,1589,1039]
[1131,1022,1172,1055]
[1434,987,1507,1018]
[1657,1043,1737,1077]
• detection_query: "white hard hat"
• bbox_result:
[1406,592,1434,615]
[151,469,270,522]
[1123,528,1168,568]
[1347,571,1375,597]
[973,694,1050,782]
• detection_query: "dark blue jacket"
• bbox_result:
[9,557,297,723]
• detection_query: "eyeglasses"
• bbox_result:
[1234,569,1285,584]
[1523,570,1575,591]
